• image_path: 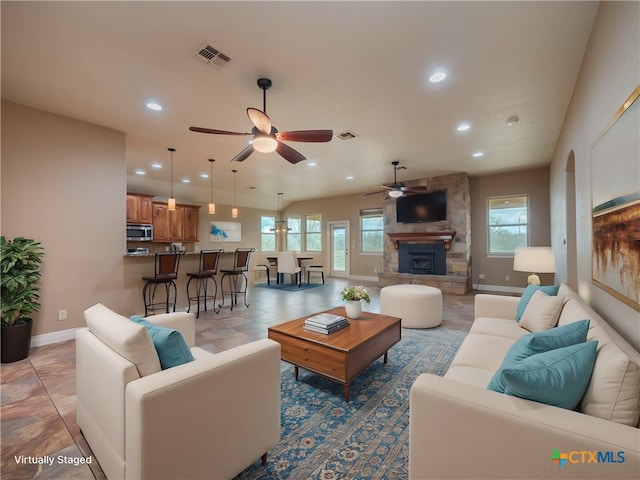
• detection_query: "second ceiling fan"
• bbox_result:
[189,78,333,164]
[364,161,428,197]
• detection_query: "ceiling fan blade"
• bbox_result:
[401,186,428,193]
[276,142,306,164]
[246,108,272,134]
[189,126,251,136]
[362,190,387,196]
[231,145,254,162]
[276,130,334,142]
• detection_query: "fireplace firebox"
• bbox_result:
[398,243,446,275]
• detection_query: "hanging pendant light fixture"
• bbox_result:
[167,147,176,210]
[231,169,238,218]
[270,192,290,232]
[208,159,216,214]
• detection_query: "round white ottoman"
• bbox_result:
[380,284,442,328]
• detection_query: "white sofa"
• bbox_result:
[409,284,640,479]
[76,304,281,480]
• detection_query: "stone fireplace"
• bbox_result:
[378,172,471,295]
[399,243,446,275]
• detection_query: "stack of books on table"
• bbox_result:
[304,313,349,334]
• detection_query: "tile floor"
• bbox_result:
[1,278,477,479]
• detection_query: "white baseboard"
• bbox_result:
[32,327,81,347]
[474,283,525,294]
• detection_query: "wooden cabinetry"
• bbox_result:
[152,202,200,242]
[126,193,153,224]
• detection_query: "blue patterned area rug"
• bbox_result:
[234,327,467,480]
[255,282,324,292]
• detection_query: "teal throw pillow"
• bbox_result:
[487,319,590,393]
[130,316,194,370]
[516,284,560,322]
[502,340,598,410]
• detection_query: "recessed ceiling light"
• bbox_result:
[346,176,354,181]
[200,173,209,179]
[151,162,162,169]
[456,122,471,132]
[429,71,447,83]
[472,151,484,158]
[307,162,317,167]
[182,178,190,184]
[146,102,162,111]
[135,169,145,175]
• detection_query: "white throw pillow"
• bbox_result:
[519,290,565,332]
[580,342,640,426]
[84,303,161,377]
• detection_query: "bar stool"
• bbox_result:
[142,252,183,316]
[186,249,224,318]
[219,248,254,311]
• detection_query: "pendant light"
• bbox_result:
[167,147,176,210]
[270,192,290,232]
[208,159,216,214]
[231,169,238,218]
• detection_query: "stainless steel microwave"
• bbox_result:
[126,224,153,241]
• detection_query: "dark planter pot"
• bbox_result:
[1,319,33,363]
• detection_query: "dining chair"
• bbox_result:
[276,251,301,287]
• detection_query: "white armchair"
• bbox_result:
[276,252,301,286]
[76,303,281,480]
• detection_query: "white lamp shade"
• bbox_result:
[389,190,403,198]
[513,247,556,285]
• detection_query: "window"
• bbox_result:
[488,195,528,254]
[360,208,384,253]
[286,216,301,251]
[260,216,276,251]
[361,209,383,253]
[305,214,322,251]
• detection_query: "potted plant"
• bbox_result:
[1,236,45,363]
[340,285,371,319]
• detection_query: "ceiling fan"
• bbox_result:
[363,161,428,197]
[189,78,333,164]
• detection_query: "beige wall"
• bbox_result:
[548,1,640,349]
[470,167,552,289]
[2,101,127,336]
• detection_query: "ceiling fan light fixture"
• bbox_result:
[252,134,278,153]
[389,190,403,198]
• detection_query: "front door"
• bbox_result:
[329,221,350,278]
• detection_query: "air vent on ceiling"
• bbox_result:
[194,43,231,69]
[336,131,357,140]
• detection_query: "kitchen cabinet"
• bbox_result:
[126,193,153,224]
[152,202,200,242]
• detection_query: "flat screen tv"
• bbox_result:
[396,190,447,223]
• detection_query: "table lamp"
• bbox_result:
[513,246,556,285]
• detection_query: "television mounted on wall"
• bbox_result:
[396,190,447,223]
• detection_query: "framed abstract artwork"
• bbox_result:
[591,85,640,311]
[210,221,241,242]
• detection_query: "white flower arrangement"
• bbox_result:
[340,285,371,304]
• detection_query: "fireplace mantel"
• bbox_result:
[387,231,456,250]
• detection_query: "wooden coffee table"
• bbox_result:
[268,307,401,402]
